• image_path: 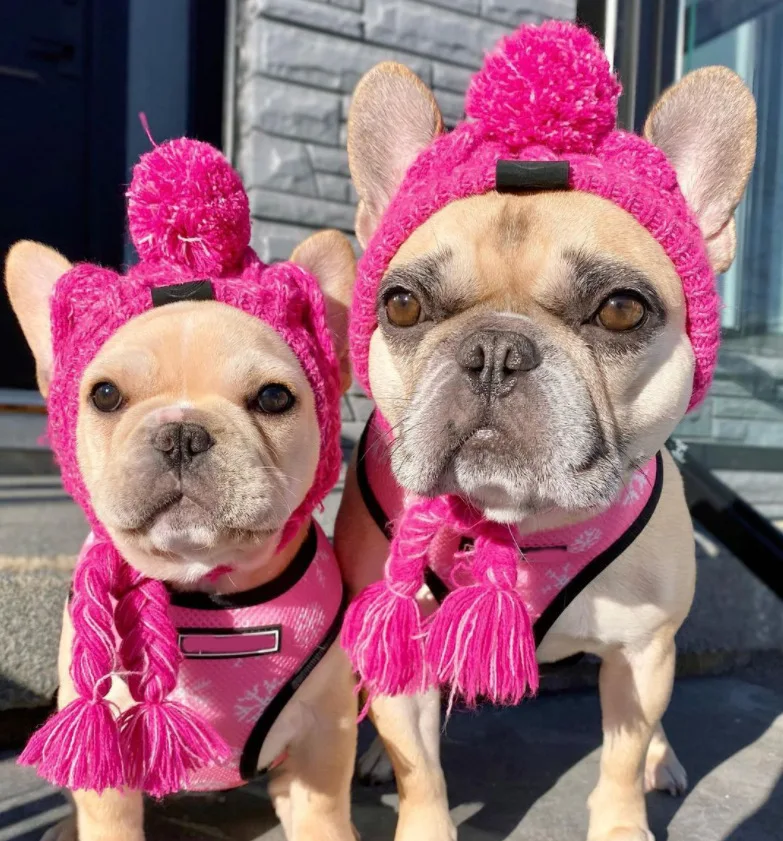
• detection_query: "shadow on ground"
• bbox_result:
[352,674,782,841]
[1,673,780,840]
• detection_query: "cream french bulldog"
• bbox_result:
[7,138,358,841]
[334,21,756,841]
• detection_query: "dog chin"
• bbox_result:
[453,485,539,524]
[116,516,279,585]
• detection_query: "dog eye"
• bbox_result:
[596,293,646,331]
[384,288,423,327]
[90,381,124,413]
[255,384,295,414]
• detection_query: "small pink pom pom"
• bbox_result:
[127,138,250,275]
[466,21,621,154]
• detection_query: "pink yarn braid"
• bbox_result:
[425,500,538,712]
[20,538,230,796]
[19,540,125,792]
[341,497,449,696]
[113,564,230,798]
[341,497,538,709]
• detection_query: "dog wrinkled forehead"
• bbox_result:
[350,20,717,412]
[46,137,343,537]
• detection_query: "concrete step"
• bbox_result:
[0,669,780,840]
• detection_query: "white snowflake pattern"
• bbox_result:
[298,604,326,631]
[313,555,327,587]
[568,527,602,554]
[540,564,573,595]
[190,678,213,695]
[234,679,283,723]
[620,472,647,507]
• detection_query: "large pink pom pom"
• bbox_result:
[466,21,621,154]
[127,138,251,275]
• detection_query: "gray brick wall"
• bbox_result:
[231,0,575,262]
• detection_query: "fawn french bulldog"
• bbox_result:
[334,21,756,841]
[6,139,357,841]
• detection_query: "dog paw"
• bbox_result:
[356,736,394,785]
[41,817,77,841]
[644,743,688,796]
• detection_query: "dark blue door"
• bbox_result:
[0,0,128,389]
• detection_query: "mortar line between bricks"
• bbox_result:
[239,120,348,152]
[257,10,365,42]
[240,61,475,107]
[249,190,356,233]
[238,71,349,106]
[413,0,496,23]
[251,214,355,236]
[255,15,483,73]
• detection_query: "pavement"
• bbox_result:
[0,665,781,840]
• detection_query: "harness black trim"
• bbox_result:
[355,415,664,649]
[533,450,664,645]
[168,523,317,609]
[239,588,349,780]
[356,416,451,602]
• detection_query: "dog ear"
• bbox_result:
[4,241,72,397]
[644,67,756,275]
[291,230,356,392]
[348,62,444,248]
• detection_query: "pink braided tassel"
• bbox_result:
[115,574,230,797]
[341,497,447,698]
[118,700,230,799]
[19,541,125,792]
[425,526,539,711]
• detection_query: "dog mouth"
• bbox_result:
[393,411,621,520]
[125,492,279,555]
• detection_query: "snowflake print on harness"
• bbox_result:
[541,564,574,595]
[313,551,328,587]
[568,527,603,554]
[621,470,648,507]
[235,679,285,723]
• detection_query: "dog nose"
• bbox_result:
[152,422,214,466]
[458,329,540,397]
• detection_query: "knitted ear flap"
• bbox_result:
[19,540,125,793]
[341,497,449,697]
[113,566,230,798]
[260,261,344,551]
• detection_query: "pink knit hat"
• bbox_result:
[350,20,718,411]
[20,138,342,795]
[342,21,718,710]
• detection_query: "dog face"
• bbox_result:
[348,66,755,523]
[5,231,354,583]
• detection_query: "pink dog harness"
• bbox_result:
[74,521,345,791]
[356,413,662,653]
